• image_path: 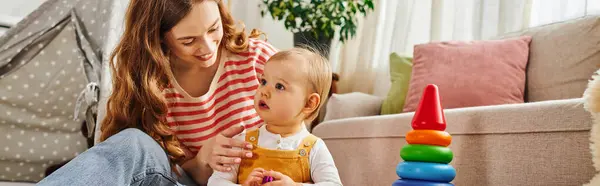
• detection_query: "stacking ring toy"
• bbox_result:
[406,130,452,147]
[400,144,453,164]
[392,179,454,186]
[396,161,456,182]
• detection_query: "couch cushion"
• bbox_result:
[323,92,383,122]
[380,53,412,115]
[498,15,600,102]
[403,36,532,112]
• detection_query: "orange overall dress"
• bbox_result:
[237,129,318,184]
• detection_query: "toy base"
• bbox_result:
[392,179,454,186]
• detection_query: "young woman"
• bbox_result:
[38,0,277,185]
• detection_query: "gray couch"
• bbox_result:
[313,15,600,186]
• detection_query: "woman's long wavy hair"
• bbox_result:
[100,0,263,175]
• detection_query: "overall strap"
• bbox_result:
[297,134,319,156]
[245,129,260,147]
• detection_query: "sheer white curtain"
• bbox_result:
[329,0,600,97]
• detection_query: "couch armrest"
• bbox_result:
[312,98,595,186]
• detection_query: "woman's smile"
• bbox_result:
[196,53,214,61]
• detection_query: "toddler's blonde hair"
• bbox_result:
[268,47,332,123]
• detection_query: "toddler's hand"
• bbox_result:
[242,168,265,186]
[262,170,300,186]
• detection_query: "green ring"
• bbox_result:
[400,144,453,164]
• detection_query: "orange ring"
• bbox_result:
[406,130,452,147]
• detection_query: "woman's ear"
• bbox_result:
[303,93,321,114]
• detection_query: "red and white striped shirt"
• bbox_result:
[164,39,278,153]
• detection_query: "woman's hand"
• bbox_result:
[204,125,254,172]
[242,168,265,186]
[262,170,301,186]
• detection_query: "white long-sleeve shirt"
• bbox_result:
[207,125,342,186]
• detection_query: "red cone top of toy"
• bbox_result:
[411,84,446,131]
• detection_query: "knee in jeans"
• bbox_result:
[110,128,164,152]
[112,128,171,166]
[104,129,176,182]
[118,128,147,137]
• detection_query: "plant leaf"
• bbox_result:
[259,0,375,42]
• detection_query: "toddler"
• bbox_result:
[207,47,342,186]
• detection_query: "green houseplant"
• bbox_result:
[260,0,375,57]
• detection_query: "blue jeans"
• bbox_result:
[37,128,198,186]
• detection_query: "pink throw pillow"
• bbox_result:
[402,36,532,112]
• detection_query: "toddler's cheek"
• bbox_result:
[275,107,295,120]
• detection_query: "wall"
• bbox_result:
[0,0,47,19]
[0,0,48,35]
[227,0,294,50]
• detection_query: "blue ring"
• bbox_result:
[392,179,454,186]
[396,161,456,182]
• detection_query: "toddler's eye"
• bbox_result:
[260,78,267,86]
[275,83,285,90]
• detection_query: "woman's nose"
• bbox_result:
[195,36,216,55]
